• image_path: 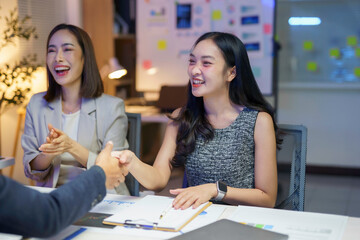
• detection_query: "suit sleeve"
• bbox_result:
[22,94,52,181]
[0,166,106,238]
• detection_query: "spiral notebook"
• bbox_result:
[103,195,212,232]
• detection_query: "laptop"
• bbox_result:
[169,219,288,240]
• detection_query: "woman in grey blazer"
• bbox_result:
[21,24,129,194]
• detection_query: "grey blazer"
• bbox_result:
[22,92,128,188]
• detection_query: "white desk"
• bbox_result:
[19,190,357,240]
[71,211,359,240]
[0,157,15,170]
[60,194,358,240]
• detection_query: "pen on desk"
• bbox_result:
[159,204,173,220]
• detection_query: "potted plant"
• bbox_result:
[0,7,40,155]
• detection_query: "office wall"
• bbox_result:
[276,0,360,168]
[136,0,275,95]
[278,85,360,168]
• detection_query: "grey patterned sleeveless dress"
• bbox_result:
[185,108,259,188]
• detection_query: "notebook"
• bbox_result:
[103,195,212,232]
[169,219,288,240]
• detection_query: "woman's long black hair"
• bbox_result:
[171,32,281,167]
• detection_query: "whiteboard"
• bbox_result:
[136,0,275,95]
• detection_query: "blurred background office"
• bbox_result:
[0,0,359,217]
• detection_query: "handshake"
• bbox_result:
[94,142,134,189]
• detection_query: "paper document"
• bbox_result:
[90,194,139,214]
[103,195,212,232]
[227,205,348,240]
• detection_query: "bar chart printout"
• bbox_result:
[227,205,348,240]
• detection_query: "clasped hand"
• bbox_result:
[95,141,129,189]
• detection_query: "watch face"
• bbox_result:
[218,181,227,192]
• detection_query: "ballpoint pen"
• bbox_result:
[159,204,173,220]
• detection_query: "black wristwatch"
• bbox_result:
[214,180,227,201]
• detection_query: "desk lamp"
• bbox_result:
[101,57,127,80]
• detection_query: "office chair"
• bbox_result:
[275,124,307,211]
[124,112,141,196]
[182,124,307,211]
[156,85,188,112]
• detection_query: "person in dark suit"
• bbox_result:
[0,141,126,238]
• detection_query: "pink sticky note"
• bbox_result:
[143,60,152,70]
[264,24,272,34]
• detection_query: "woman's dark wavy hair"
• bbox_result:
[44,23,104,102]
[171,32,282,167]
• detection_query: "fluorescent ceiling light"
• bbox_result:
[288,17,321,26]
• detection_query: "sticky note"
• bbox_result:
[212,10,222,20]
[354,67,360,77]
[143,60,152,69]
[264,23,272,34]
[329,48,341,59]
[347,36,357,46]
[355,47,360,58]
[303,41,313,51]
[274,34,279,42]
[263,225,274,230]
[307,61,317,72]
[157,40,167,50]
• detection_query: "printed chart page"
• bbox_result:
[227,205,348,240]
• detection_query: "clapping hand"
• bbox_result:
[39,124,73,155]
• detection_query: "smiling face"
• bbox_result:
[188,39,235,99]
[46,29,84,89]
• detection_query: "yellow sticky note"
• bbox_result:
[307,61,317,72]
[157,40,167,50]
[303,41,313,51]
[274,34,279,42]
[355,47,360,58]
[354,67,360,77]
[329,48,340,59]
[212,10,222,20]
[347,36,357,46]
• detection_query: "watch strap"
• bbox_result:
[214,181,226,201]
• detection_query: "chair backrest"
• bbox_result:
[156,85,187,112]
[275,124,307,211]
[124,112,141,196]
